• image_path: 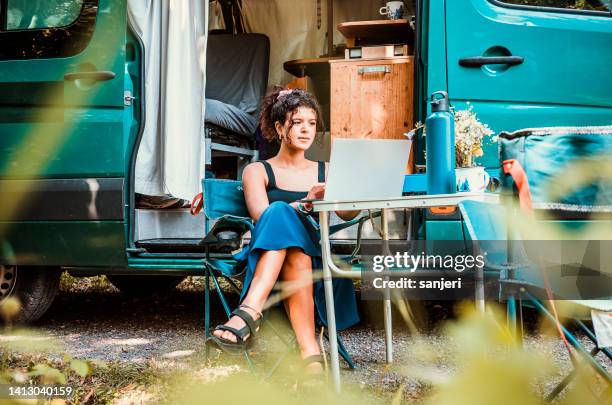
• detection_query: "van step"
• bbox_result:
[136,238,202,253]
[134,238,359,255]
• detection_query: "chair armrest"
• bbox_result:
[200,215,253,247]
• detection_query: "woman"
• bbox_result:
[207,86,360,374]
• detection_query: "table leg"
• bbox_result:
[475,264,486,314]
[381,208,393,363]
[204,264,210,361]
[319,211,341,392]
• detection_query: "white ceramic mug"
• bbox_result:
[379,1,405,20]
[456,167,490,192]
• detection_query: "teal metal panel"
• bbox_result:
[444,0,612,169]
[416,0,449,166]
[426,220,465,240]
[448,99,612,168]
[127,257,210,271]
[0,0,128,268]
[124,26,144,248]
[0,116,124,178]
[0,221,126,267]
[424,0,448,102]
[0,0,128,179]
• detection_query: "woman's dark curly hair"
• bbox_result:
[259,85,325,144]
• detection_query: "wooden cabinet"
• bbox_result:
[329,56,414,141]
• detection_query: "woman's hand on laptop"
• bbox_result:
[307,183,326,199]
[298,183,360,220]
[302,183,325,211]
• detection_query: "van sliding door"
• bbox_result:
[444,0,612,168]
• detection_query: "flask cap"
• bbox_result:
[430,91,450,112]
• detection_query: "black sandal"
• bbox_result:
[206,304,262,356]
[299,354,326,388]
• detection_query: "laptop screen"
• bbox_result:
[323,139,412,202]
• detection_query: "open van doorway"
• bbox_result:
[128,0,420,257]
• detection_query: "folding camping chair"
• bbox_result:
[458,125,612,400]
[459,200,612,400]
[198,177,378,376]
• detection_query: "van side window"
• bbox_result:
[7,0,83,30]
[493,0,610,12]
[0,0,97,60]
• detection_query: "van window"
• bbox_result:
[0,0,96,60]
[492,0,610,12]
[6,0,84,30]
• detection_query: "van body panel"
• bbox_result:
[423,0,448,110]
[0,116,124,178]
[127,257,207,271]
[0,222,125,266]
[415,0,449,166]
[124,26,145,249]
[0,178,123,221]
[0,0,128,266]
[448,0,612,107]
[0,0,127,179]
[444,0,612,168]
[452,100,612,135]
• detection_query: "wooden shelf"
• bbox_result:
[337,19,413,46]
[283,57,342,78]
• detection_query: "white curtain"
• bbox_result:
[128,0,208,201]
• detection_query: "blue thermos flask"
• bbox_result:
[426,91,456,195]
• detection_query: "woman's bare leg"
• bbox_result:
[281,248,321,368]
[213,249,286,342]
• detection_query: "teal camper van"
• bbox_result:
[0,0,611,322]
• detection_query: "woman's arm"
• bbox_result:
[242,163,270,222]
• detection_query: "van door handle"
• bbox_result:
[64,71,116,82]
[458,56,524,67]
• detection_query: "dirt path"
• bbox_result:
[15,276,612,403]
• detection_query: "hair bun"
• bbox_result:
[276,89,293,100]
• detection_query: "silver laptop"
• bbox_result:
[317,138,412,202]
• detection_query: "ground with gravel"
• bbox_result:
[2,274,610,404]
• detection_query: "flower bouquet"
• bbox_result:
[453,104,495,167]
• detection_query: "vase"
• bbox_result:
[456,166,490,192]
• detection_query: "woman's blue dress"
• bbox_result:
[233,160,359,331]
